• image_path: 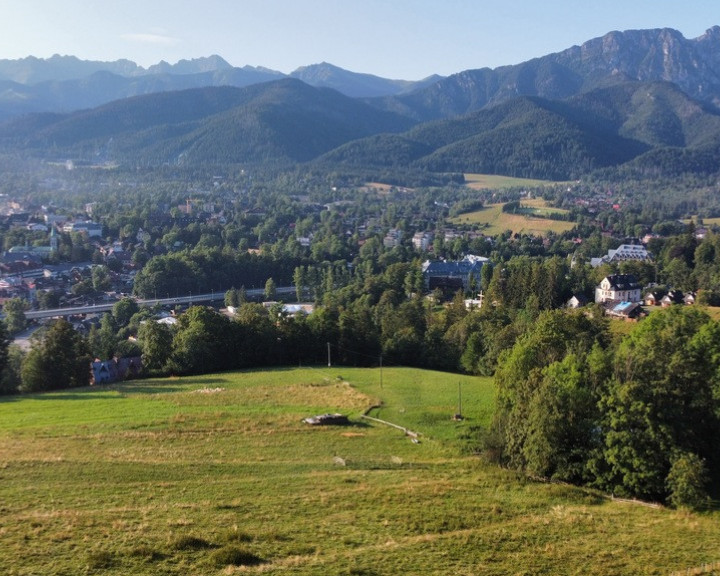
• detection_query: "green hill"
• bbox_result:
[1,366,718,575]
[3,77,720,179]
[321,81,720,180]
[0,79,415,166]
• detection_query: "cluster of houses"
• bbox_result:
[377,228,491,251]
[0,258,136,309]
[420,253,698,322]
[91,356,143,384]
[588,273,697,320]
[0,206,147,306]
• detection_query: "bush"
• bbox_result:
[210,545,263,568]
[666,452,710,510]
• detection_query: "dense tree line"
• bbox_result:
[132,247,301,299]
[489,306,720,509]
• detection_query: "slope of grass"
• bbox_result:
[0,366,718,575]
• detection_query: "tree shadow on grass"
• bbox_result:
[19,379,230,400]
[120,377,231,395]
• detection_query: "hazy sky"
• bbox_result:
[2,1,719,79]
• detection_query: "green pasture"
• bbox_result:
[450,199,575,236]
[0,366,718,575]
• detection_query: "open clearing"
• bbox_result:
[463,173,562,190]
[0,367,718,575]
[451,198,575,236]
[681,216,720,227]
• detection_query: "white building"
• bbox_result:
[63,221,103,238]
[594,274,642,304]
[412,232,433,251]
[590,244,651,267]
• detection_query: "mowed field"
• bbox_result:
[451,197,575,236]
[463,173,561,190]
[1,367,719,575]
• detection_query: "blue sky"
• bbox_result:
[2,1,719,79]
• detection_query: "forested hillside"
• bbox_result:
[0,79,415,166]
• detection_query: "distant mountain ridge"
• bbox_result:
[3,26,720,181]
[0,55,437,121]
[0,54,246,83]
[1,26,719,122]
[290,62,442,98]
[3,76,719,181]
[371,26,720,121]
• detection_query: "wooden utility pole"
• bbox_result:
[380,355,383,389]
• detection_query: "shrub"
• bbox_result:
[666,452,710,510]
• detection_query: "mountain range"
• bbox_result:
[2,26,720,180]
[0,55,440,121]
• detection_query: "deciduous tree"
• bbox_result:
[137,320,173,372]
[20,319,91,392]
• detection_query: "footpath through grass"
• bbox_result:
[0,366,719,575]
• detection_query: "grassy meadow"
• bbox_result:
[451,198,575,236]
[1,366,719,575]
[463,174,561,190]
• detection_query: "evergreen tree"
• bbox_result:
[293,266,306,301]
[264,277,277,301]
[224,287,239,308]
[0,322,13,393]
[491,309,609,474]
